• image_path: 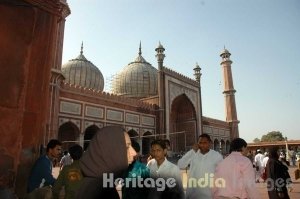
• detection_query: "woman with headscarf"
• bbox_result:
[266,147,292,199]
[75,126,136,199]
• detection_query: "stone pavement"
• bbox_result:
[53,166,300,199]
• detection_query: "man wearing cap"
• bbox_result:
[254,149,265,183]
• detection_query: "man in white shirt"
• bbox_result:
[254,149,264,183]
[178,133,223,199]
[147,139,184,199]
[60,150,72,170]
[262,152,269,168]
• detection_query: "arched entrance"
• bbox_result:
[58,122,80,150]
[84,125,100,150]
[214,139,219,151]
[170,94,197,152]
[142,131,153,155]
[221,139,225,154]
[226,140,230,154]
[128,129,139,140]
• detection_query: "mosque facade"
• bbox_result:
[48,41,239,155]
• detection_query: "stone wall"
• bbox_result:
[0,0,70,197]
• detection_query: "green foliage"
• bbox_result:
[253,138,260,143]
[261,131,285,142]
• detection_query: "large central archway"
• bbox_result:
[170,94,197,152]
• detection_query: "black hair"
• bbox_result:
[151,139,166,149]
[46,139,61,152]
[63,151,68,155]
[198,133,212,142]
[230,138,247,153]
[131,139,140,153]
[68,144,83,160]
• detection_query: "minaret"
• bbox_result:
[155,42,166,135]
[193,63,203,138]
[155,41,165,70]
[220,48,239,139]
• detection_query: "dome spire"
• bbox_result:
[139,41,142,56]
[131,41,148,63]
[80,41,84,55]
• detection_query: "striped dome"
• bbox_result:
[62,44,104,91]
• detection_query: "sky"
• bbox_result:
[62,0,300,142]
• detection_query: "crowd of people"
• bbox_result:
[25,127,297,199]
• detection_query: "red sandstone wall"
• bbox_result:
[0,0,69,197]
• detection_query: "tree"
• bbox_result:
[261,131,285,142]
[253,138,260,143]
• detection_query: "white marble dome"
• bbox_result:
[112,43,158,98]
[62,44,104,91]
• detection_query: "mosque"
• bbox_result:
[53,41,239,155]
[0,0,239,196]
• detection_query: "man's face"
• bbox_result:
[198,137,211,154]
[151,144,166,162]
[48,145,62,159]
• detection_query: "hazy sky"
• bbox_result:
[62,0,300,142]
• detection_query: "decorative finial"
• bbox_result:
[80,41,83,55]
[139,41,142,56]
[156,41,165,52]
[224,45,226,50]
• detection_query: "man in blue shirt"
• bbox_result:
[27,139,62,193]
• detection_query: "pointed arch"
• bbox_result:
[127,129,139,139]
[226,140,230,154]
[221,139,225,154]
[83,125,100,150]
[58,121,80,150]
[214,139,219,151]
[142,131,153,155]
[170,94,197,152]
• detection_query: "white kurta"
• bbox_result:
[178,149,223,199]
[147,158,182,184]
[147,158,184,199]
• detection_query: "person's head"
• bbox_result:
[151,139,167,163]
[79,126,136,179]
[164,139,171,150]
[69,144,83,160]
[198,134,212,154]
[269,147,279,160]
[256,149,262,154]
[264,152,269,157]
[46,139,62,158]
[124,133,137,165]
[63,150,68,156]
[230,138,248,156]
